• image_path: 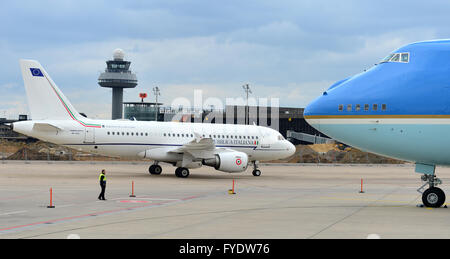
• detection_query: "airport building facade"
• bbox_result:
[0,115,29,140]
[123,102,324,144]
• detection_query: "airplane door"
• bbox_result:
[84,127,95,143]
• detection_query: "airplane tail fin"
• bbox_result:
[19,59,82,120]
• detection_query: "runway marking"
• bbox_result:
[0,192,46,201]
[111,197,181,201]
[308,188,401,239]
[119,200,152,204]
[56,204,75,208]
[0,194,203,235]
[135,198,181,201]
[0,210,27,216]
[320,196,413,204]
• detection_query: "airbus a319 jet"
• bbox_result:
[305,40,450,208]
[12,60,295,178]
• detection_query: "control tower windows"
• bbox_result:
[110,64,126,69]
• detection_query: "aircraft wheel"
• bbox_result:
[422,187,446,208]
[175,167,190,178]
[149,165,154,174]
[149,164,162,175]
[252,169,261,177]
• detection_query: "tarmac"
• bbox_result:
[1,161,450,239]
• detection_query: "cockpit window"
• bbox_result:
[380,54,394,63]
[380,52,409,64]
[278,135,285,141]
[390,54,400,62]
[401,53,409,62]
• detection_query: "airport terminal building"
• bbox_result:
[0,104,324,145]
[0,50,325,144]
[123,102,325,144]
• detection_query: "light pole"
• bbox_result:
[153,86,160,121]
[242,84,252,125]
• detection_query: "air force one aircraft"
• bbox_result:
[305,39,450,208]
[12,60,295,178]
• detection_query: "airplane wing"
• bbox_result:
[166,136,241,167]
[140,133,243,168]
[168,137,216,159]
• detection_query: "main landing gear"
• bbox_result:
[149,163,162,175]
[416,164,446,208]
[148,162,190,178]
[175,167,190,178]
[252,161,261,177]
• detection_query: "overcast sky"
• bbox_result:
[1,0,449,119]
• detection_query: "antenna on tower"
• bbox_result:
[242,84,252,125]
[153,87,161,121]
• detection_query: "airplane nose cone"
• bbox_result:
[304,96,324,131]
[287,141,296,156]
[304,94,326,117]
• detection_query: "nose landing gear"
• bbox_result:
[252,161,261,177]
[418,174,446,208]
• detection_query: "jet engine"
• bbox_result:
[202,152,248,173]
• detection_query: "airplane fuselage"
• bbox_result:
[13,119,295,162]
[305,40,450,166]
[15,59,295,177]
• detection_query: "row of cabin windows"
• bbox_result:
[107,131,148,136]
[339,104,387,112]
[106,131,259,140]
[163,133,259,140]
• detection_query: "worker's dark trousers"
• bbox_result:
[98,183,106,200]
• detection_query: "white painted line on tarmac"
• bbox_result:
[111,197,180,201]
[135,198,181,201]
[56,204,75,208]
[0,210,27,216]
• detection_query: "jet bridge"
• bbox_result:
[286,130,334,144]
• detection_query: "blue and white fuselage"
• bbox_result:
[305,40,450,207]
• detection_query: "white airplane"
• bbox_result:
[12,60,296,178]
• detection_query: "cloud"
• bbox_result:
[0,1,449,119]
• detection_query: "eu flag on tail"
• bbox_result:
[30,68,44,77]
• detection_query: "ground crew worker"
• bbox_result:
[98,169,107,200]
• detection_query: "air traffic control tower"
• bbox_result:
[98,49,138,120]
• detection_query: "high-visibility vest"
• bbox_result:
[99,173,106,182]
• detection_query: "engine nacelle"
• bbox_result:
[203,152,248,173]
